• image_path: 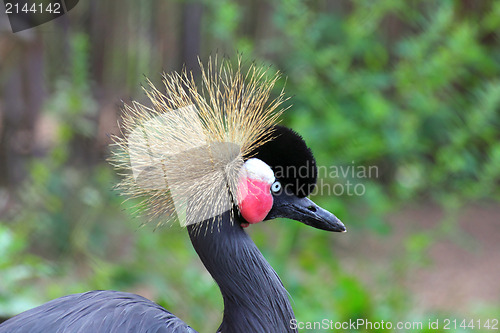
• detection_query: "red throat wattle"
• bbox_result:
[238,178,273,226]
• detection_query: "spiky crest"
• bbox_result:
[109,57,287,229]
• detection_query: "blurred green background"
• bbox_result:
[1,0,499,331]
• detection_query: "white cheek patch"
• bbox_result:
[241,158,275,185]
[238,158,275,224]
[237,158,275,206]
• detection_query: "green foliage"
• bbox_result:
[271,0,500,208]
[0,225,49,315]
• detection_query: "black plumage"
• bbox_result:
[0,290,196,333]
[249,125,317,198]
[188,212,296,333]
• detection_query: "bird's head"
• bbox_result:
[237,125,345,232]
[111,58,345,233]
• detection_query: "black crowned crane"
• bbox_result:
[0,58,345,333]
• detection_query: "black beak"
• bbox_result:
[265,191,346,232]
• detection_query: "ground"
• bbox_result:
[336,202,500,315]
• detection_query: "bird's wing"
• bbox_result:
[0,290,198,333]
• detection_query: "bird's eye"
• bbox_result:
[271,181,281,193]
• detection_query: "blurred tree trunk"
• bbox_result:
[157,1,181,71]
[0,34,44,187]
[181,2,203,76]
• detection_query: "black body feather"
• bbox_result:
[0,290,196,333]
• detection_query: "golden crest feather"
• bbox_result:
[109,57,287,228]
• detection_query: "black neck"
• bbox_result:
[187,212,297,333]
